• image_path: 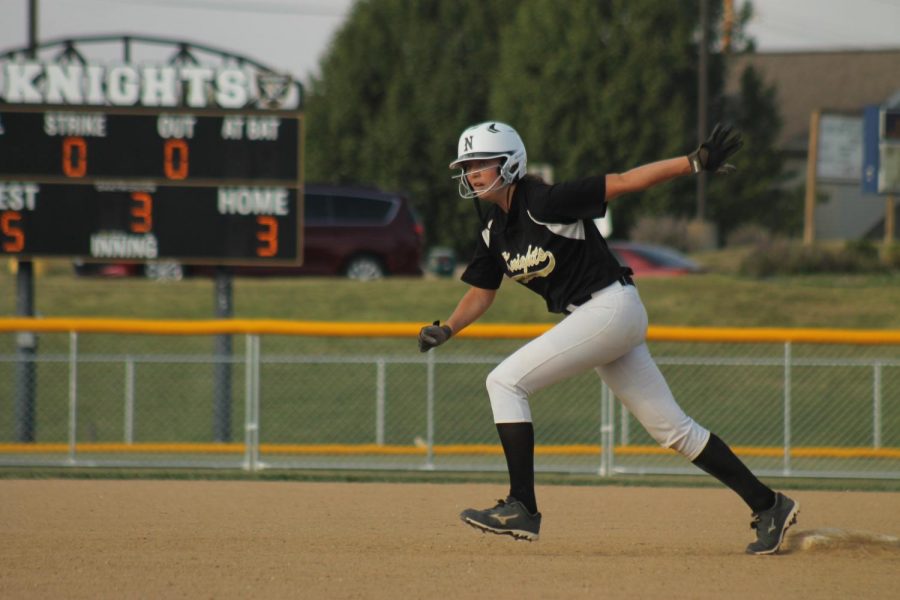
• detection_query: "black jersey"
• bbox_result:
[461,175,628,314]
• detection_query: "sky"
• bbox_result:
[1,0,899,85]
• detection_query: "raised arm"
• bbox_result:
[605,123,743,202]
[605,157,692,201]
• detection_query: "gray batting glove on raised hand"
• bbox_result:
[688,122,743,174]
[418,320,452,352]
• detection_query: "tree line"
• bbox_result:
[303,0,800,255]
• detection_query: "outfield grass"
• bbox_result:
[4,467,900,492]
[12,342,894,448]
[2,257,900,328]
[2,257,899,481]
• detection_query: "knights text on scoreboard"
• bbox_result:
[0,106,303,265]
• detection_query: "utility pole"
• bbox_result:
[803,110,821,246]
[885,194,896,254]
[696,0,709,221]
[29,0,38,49]
[722,0,734,53]
[15,0,39,442]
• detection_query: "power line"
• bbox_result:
[752,7,866,46]
[69,0,352,17]
[856,0,900,12]
[747,0,900,49]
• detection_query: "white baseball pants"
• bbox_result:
[486,282,710,461]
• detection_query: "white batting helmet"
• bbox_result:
[450,121,527,199]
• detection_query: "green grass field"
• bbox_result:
[2,257,899,481]
[3,257,900,328]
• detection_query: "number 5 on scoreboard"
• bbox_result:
[256,216,278,257]
[1,211,25,252]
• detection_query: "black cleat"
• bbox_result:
[460,497,541,541]
[746,492,799,555]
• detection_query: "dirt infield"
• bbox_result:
[2,480,899,599]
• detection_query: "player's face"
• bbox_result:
[463,158,504,199]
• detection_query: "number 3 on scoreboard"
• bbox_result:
[256,216,278,257]
[130,192,153,233]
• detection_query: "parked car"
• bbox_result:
[607,241,703,277]
[217,183,424,279]
[74,183,425,280]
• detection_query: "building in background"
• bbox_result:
[726,49,900,240]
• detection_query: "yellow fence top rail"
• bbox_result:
[1,317,900,344]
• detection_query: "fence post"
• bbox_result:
[68,331,78,463]
[124,356,135,444]
[873,363,883,449]
[783,342,792,476]
[243,334,260,471]
[14,262,37,443]
[620,403,630,446]
[376,359,386,446]
[607,387,616,474]
[424,350,435,470]
[599,381,614,477]
[213,268,233,443]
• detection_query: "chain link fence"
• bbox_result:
[1,320,899,479]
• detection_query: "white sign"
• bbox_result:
[0,61,298,110]
[816,114,863,182]
[879,144,900,194]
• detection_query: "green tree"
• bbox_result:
[305,0,791,252]
[488,0,792,240]
[712,64,803,237]
[305,0,517,253]
[491,0,714,236]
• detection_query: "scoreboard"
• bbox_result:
[0,106,303,265]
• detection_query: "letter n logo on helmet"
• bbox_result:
[464,136,473,152]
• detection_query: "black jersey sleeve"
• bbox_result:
[526,175,607,221]
[460,230,504,290]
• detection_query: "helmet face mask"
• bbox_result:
[452,159,507,199]
[450,122,527,199]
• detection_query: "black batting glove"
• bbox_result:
[418,320,452,352]
[688,122,743,174]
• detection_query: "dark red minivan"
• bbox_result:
[204,183,425,279]
[293,183,424,279]
[74,183,425,280]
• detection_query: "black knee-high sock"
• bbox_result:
[692,433,776,513]
[496,422,538,515]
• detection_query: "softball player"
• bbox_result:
[418,121,798,555]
